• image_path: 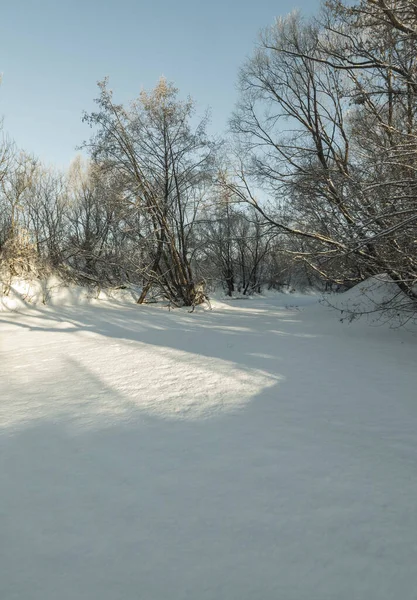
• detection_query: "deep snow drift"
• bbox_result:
[1,288,416,600]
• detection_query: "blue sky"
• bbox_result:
[1,0,320,167]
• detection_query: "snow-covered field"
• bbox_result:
[1,289,416,599]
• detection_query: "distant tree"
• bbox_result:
[0,152,41,276]
[196,189,278,296]
[0,130,15,251]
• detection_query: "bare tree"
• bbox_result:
[0,152,41,276]
[82,77,215,307]
[223,8,417,313]
[196,191,278,296]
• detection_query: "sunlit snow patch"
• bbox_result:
[1,334,280,430]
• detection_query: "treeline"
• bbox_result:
[0,80,311,305]
[1,0,416,312]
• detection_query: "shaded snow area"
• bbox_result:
[326,275,417,326]
[1,292,417,600]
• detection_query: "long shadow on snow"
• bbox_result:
[0,298,322,377]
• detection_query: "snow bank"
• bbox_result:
[324,275,416,324]
[0,277,316,314]
[0,276,141,311]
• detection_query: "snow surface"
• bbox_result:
[0,276,141,312]
[1,289,417,599]
[325,275,416,325]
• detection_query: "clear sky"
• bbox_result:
[1,0,321,167]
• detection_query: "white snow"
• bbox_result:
[1,288,417,599]
[325,275,416,325]
[0,276,141,312]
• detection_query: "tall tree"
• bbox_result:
[225,7,417,309]
[83,77,215,306]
